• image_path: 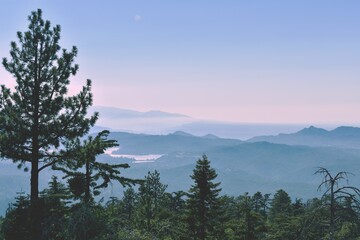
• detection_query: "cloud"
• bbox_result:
[134,14,142,22]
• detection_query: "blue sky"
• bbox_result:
[1,1,360,124]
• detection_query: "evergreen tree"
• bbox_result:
[269,189,292,219]
[55,130,138,203]
[252,191,270,218]
[137,170,168,235]
[102,188,139,238]
[187,155,222,240]
[114,187,138,231]
[40,176,69,240]
[220,193,266,240]
[41,176,70,207]
[122,187,137,226]
[267,189,306,240]
[0,9,97,238]
[166,191,188,239]
[239,192,266,240]
[67,204,107,240]
[2,193,32,240]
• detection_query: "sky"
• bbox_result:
[0,1,360,124]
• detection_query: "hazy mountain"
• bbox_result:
[109,131,242,154]
[90,106,190,119]
[89,106,319,139]
[202,134,220,139]
[249,126,360,149]
[175,121,310,140]
[100,131,360,200]
[172,131,195,137]
[88,106,193,133]
[3,127,360,216]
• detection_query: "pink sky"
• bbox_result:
[1,1,360,124]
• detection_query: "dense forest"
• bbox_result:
[1,156,360,240]
[1,9,360,240]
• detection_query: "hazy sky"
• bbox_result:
[1,1,360,124]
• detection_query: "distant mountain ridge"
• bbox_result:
[249,126,360,149]
[101,129,360,201]
[88,106,312,139]
[88,106,193,133]
[2,126,360,215]
[90,106,190,119]
[109,131,242,155]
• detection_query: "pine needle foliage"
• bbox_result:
[187,155,222,240]
[0,9,97,239]
[55,130,139,203]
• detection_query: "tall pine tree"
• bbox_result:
[187,155,222,240]
[0,9,97,239]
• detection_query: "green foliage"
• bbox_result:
[67,173,86,199]
[121,187,137,227]
[55,130,139,203]
[100,173,188,239]
[1,166,360,239]
[0,8,97,176]
[116,229,153,240]
[67,204,107,240]
[40,176,69,240]
[252,191,270,217]
[103,187,139,236]
[315,167,360,240]
[269,189,292,219]
[266,190,301,240]
[0,8,97,239]
[137,170,168,236]
[220,193,267,240]
[2,193,32,240]
[2,178,71,240]
[238,193,266,239]
[0,217,4,240]
[187,155,223,239]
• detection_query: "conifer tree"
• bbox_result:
[138,170,167,234]
[269,189,292,219]
[187,155,222,240]
[55,130,137,204]
[40,176,69,240]
[0,9,97,238]
[237,192,266,240]
[2,193,31,240]
[122,187,137,227]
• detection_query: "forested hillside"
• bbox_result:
[1,158,360,239]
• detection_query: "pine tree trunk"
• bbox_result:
[85,159,91,204]
[31,155,40,240]
[31,47,41,240]
[329,183,335,240]
[199,203,206,240]
[31,119,40,239]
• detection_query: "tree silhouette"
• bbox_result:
[187,155,222,240]
[315,167,360,240]
[0,9,97,238]
[55,130,138,204]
